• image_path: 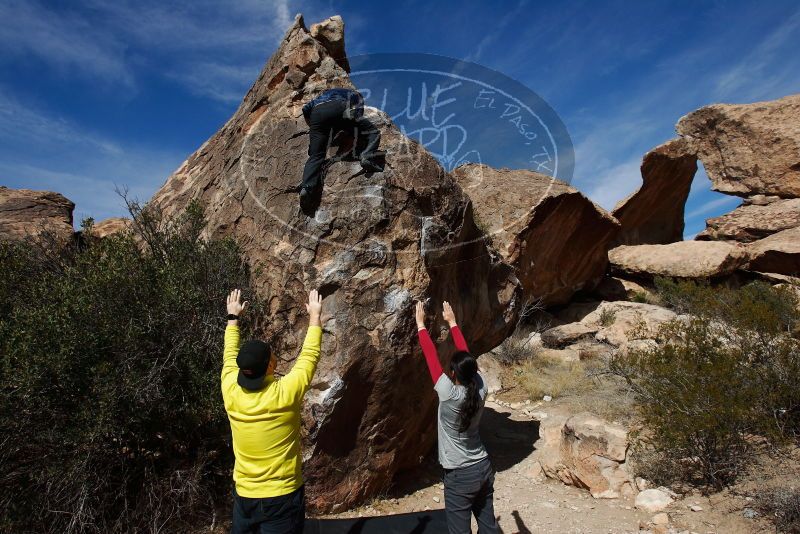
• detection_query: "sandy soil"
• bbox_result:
[321,399,774,534]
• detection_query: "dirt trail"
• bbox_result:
[322,400,770,534]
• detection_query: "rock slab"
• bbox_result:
[612,138,697,246]
[609,241,748,279]
[453,163,620,306]
[676,93,800,198]
[697,198,800,242]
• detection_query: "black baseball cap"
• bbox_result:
[236,340,272,390]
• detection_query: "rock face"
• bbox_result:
[697,198,800,242]
[609,241,748,279]
[0,186,74,243]
[580,301,677,347]
[611,139,697,246]
[541,322,598,348]
[90,217,132,238]
[676,94,800,198]
[746,226,800,275]
[537,412,635,499]
[592,276,653,302]
[149,15,521,512]
[452,163,620,306]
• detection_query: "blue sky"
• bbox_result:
[1,0,799,238]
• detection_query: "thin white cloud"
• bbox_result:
[0,86,123,156]
[464,0,528,63]
[0,0,134,87]
[0,88,183,223]
[714,8,800,101]
[0,0,297,102]
[684,195,740,221]
[582,158,642,211]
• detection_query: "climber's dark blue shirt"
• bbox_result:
[302,89,364,120]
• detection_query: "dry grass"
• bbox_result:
[516,353,594,399]
[513,353,636,421]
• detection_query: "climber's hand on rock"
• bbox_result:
[415,301,426,330]
[442,301,457,327]
[307,289,322,327]
[226,289,248,317]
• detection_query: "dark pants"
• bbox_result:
[301,100,381,192]
[443,458,499,534]
[231,485,305,534]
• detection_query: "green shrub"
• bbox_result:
[0,200,262,533]
[611,279,800,491]
[598,307,616,327]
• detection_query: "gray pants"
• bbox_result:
[443,457,499,534]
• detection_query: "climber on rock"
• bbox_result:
[414,300,499,534]
[222,288,323,534]
[299,87,383,211]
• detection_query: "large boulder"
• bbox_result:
[149,15,521,512]
[580,301,677,347]
[676,94,800,198]
[746,226,800,275]
[609,241,748,279]
[0,186,75,243]
[452,163,620,306]
[696,198,800,242]
[537,412,635,498]
[611,138,697,246]
[540,322,598,348]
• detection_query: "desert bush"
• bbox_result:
[599,307,616,326]
[493,335,533,365]
[0,200,262,533]
[611,279,800,491]
[754,487,800,534]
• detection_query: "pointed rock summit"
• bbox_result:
[151,15,521,512]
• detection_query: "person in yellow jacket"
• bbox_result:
[223,288,323,534]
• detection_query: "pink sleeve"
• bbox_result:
[450,325,469,352]
[417,328,443,383]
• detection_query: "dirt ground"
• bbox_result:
[204,364,788,533]
[320,398,773,534]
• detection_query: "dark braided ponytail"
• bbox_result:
[450,351,480,433]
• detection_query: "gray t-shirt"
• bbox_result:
[434,372,489,469]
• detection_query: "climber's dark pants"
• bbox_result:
[231,485,305,534]
[301,101,381,192]
[443,457,499,534]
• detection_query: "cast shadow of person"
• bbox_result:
[480,406,539,473]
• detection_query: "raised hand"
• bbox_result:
[226,289,248,317]
[415,300,426,330]
[306,289,322,326]
[442,301,457,327]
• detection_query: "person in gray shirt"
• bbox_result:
[415,300,499,534]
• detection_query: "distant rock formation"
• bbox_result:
[149,15,521,512]
[0,186,74,243]
[677,94,800,198]
[452,163,619,307]
[90,217,132,238]
[611,139,697,246]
